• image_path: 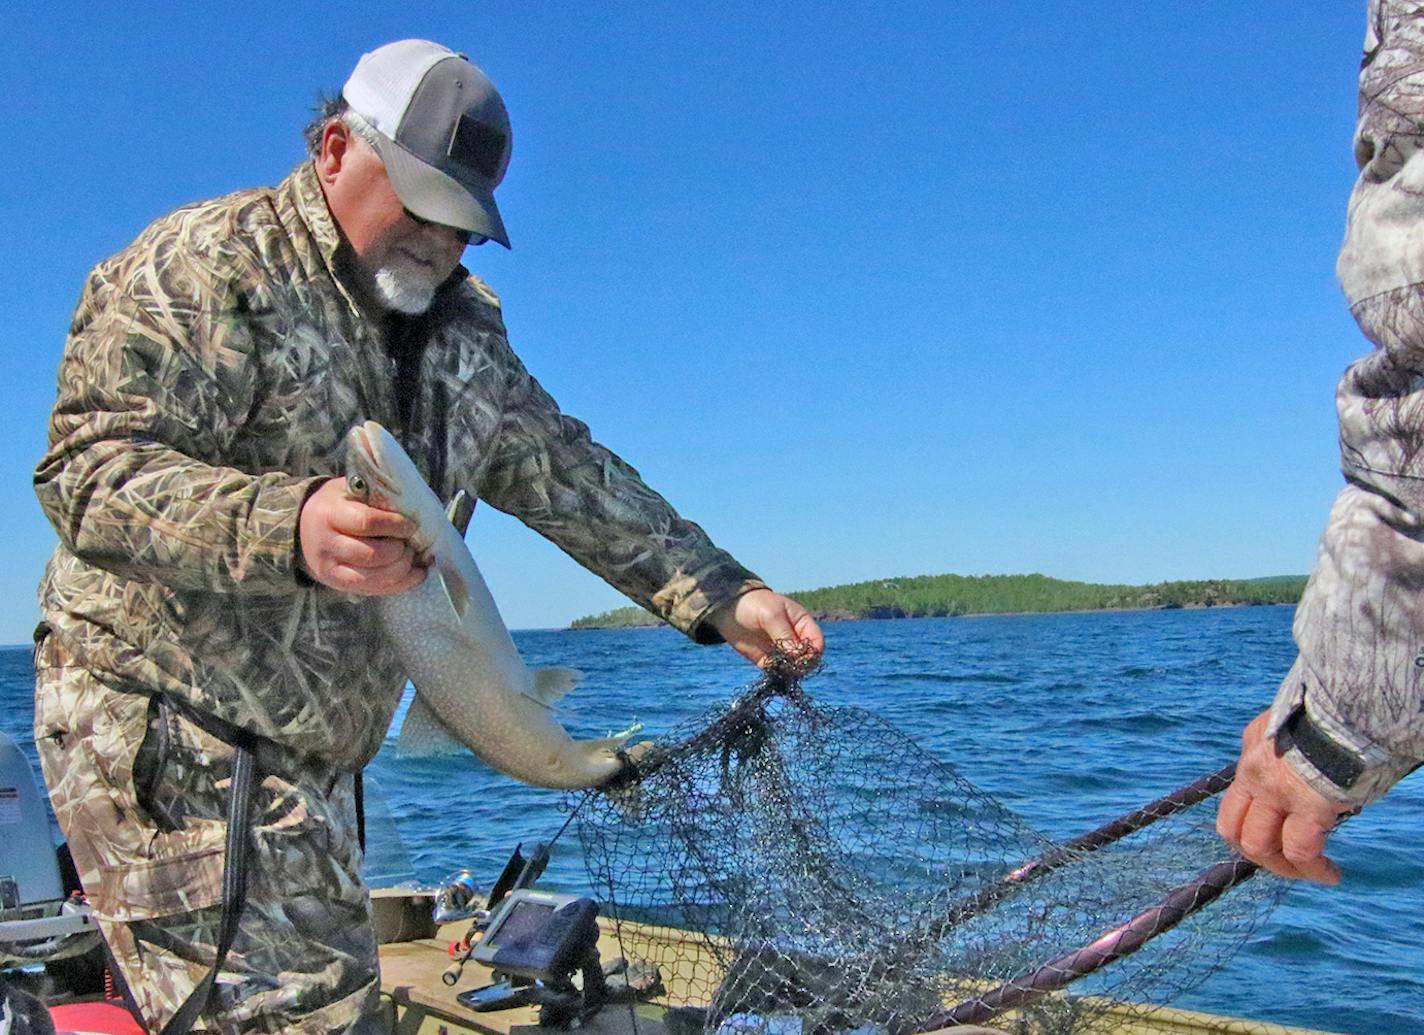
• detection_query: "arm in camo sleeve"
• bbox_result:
[478,348,766,642]
[34,226,322,596]
[1266,0,1424,805]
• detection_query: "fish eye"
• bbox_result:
[347,473,368,496]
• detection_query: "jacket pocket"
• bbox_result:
[34,672,229,924]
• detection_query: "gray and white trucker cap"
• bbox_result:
[343,39,512,248]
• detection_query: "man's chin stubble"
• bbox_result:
[372,266,438,315]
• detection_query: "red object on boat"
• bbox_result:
[49,1000,147,1035]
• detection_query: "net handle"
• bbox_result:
[1017,764,1236,877]
[914,857,1259,1030]
[910,764,1237,948]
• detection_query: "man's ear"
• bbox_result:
[318,120,351,184]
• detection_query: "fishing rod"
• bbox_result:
[440,802,582,987]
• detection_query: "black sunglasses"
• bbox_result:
[402,207,486,247]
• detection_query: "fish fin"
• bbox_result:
[396,693,467,758]
[527,666,585,708]
[435,561,471,622]
[445,489,475,536]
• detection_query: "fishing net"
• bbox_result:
[574,644,1283,1035]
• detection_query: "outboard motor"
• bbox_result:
[0,732,98,969]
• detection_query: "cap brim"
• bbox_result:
[373,135,510,248]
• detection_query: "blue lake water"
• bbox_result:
[3,606,1420,1033]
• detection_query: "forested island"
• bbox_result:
[569,573,1307,630]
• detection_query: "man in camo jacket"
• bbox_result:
[1218,0,1424,883]
[32,40,822,1034]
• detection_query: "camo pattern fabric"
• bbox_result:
[33,635,382,1035]
[1267,0,1424,804]
[34,159,763,772]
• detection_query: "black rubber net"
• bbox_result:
[574,646,1284,1035]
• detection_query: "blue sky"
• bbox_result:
[3,3,1370,643]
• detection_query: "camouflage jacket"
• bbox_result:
[35,161,763,771]
[1268,0,1424,804]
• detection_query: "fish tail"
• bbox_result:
[584,735,631,753]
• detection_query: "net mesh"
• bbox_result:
[574,645,1286,1035]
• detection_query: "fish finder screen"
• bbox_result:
[490,900,556,945]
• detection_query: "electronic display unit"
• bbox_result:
[470,888,599,984]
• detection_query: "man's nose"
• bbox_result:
[419,223,468,261]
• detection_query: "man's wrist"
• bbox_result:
[688,580,768,645]
[291,476,330,588]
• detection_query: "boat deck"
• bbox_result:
[371,891,1344,1035]
[380,934,666,1035]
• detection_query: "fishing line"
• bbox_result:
[550,792,589,848]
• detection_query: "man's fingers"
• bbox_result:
[333,535,411,570]
[1215,784,1249,846]
[298,478,425,594]
[1232,799,1341,883]
[725,633,768,667]
[708,591,825,669]
[1281,811,1340,885]
[760,607,797,646]
[797,612,831,652]
[332,497,416,539]
[1236,798,1284,863]
[328,560,427,596]
[387,563,429,594]
[1235,799,1305,879]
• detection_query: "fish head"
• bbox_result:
[344,421,423,510]
[343,421,447,554]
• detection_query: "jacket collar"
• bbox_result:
[281,160,373,319]
[288,160,345,266]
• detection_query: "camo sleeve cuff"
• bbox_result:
[661,570,768,644]
[1266,658,1420,807]
[290,475,331,587]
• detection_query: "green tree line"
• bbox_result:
[568,573,1307,629]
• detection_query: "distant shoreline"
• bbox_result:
[569,573,1307,630]
[566,599,1296,632]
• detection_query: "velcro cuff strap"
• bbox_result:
[1277,706,1367,791]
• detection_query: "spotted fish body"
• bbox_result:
[344,421,632,789]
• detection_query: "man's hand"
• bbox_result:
[708,588,825,667]
[297,477,427,595]
[1216,710,1353,884]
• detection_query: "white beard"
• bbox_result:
[371,263,440,315]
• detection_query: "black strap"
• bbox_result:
[354,769,366,853]
[158,739,258,1035]
[1276,704,1366,791]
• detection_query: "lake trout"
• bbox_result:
[343,420,638,789]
